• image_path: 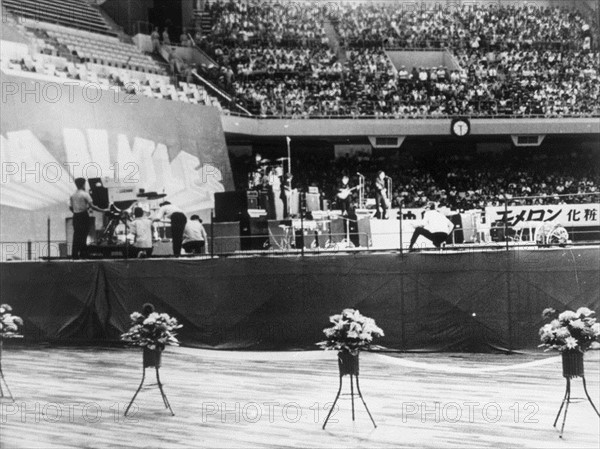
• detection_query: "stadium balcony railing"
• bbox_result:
[223,108,600,120]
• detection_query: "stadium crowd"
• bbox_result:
[194,0,599,118]
[334,2,592,49]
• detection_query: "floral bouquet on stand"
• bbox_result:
[318,308,384,376]
[0,303,23,400]
[539,307,600,378]
[0,304,23,340]
[121,304,181,417]
[121,304,182,368]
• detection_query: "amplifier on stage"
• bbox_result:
[214,191,266,222]
[240,217,270,251]
[247,190,259,209]
[305,192,321,212]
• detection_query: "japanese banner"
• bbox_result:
[485,204,600,227]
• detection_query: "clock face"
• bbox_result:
[452,119,470,137]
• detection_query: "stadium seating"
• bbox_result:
[2,0,598,118]
[44,26,164,73]
[0,2,221,108]
[2,0,116,36]
[199,0,599,118]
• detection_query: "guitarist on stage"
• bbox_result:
[374,171,389,219]
[336,175,355,216]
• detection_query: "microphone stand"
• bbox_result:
[357,173,365,209]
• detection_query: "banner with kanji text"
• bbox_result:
[485,204,600,227]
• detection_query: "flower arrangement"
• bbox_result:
[539,307,600,353]
[0,304,23,339]
[318,309,384,355]
[121,304,182,351]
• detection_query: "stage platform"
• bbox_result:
[1,246,598,351]
[0,346,598,448]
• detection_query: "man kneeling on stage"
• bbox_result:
[409,202,455,252]
[182,215,208,254]
[128,207,154,258]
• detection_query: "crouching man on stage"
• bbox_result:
[182,215,208,255]
[128,207,154,258]
[408,202,455,252]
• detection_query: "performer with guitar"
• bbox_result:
[374,171,390,219]
[336,175,357,215]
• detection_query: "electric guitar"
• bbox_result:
[337,185,358,200]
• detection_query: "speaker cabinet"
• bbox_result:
[215,191,264,222]
[448,214,464,244]
[357,216,371,248]
[211,222,240,253]
[247,190,259,209]
[305,193,321,212]
[215,192,245,222]
[240,218,270,251]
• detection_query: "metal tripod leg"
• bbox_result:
[582,376,600,417]
[350,374,355,421]
[323,375,343,429]
[0,366,14,401]
[558,378,571,438]
[553,378,569,428]
[124,366,146,416]
[155,366,174,416]
[355,375,377,428]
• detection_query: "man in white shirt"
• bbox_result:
[69,177,108,259]
[408,202,455,251]
[128,207,154,258]
[153,201,186,256]
[182,215,208,255]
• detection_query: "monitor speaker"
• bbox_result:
[240,218,270,251]
[305,193,320,212]
[214,191,264,222]
[211,222,240,253]
[448,214,464,244]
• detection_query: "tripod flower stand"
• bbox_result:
[322,351,376,429]
[124,347,174,417]
[0,339,15,402]
[553,351,600,438]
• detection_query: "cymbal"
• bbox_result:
[141,193,167,199]
[258,159,271,165]
[276,157,289,162]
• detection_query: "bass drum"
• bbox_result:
[536,222,569,246]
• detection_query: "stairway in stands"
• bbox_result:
[323,20,346,63]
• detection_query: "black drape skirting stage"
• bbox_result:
[1,248,598,351]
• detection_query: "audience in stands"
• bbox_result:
[3,0,599,118]
[198,1,599,118]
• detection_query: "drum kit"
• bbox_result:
[97,191,168,246]
[248,157,289,190]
